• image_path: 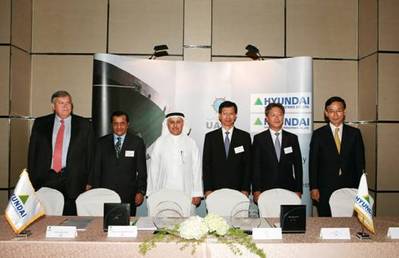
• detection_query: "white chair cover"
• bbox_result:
[257,188,301,218]
[36,187,64,215]
[75,188,121,216]
[205,188,250,217]
[147,189,192,217]
[329,188,374,217]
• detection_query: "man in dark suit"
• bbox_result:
[89,111,147,216]
[252,103,303,203]
[203,101,251,197]
[309,96,365,217]
[28,90,94,215]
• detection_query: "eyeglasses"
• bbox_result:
[327,109,344,114]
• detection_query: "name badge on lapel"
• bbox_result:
[284,147,293,154]
[234,146,244,154]
[125,150,135,157]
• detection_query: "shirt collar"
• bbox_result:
[113,134,126,142]
[222,126,234,135]
[269,128,282,135]
[329,122,343,131]
[55,115,71,123]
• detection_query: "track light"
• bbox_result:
[245,44,263,60]
[149,44,169,59]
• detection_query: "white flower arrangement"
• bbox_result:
[139,214,265,258]
[204,213,230,236]
[178,216,208,240]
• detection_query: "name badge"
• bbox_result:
[107,226,138,238]
[125,150,135,157]
[252,227,282,240]
[234,146,244,154]
[387,227,399,239]
[320,228,351,240]
[46,226,77,238]
[284,147,293,154]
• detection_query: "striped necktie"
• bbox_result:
[115,136,122,159]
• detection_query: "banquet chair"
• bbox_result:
[257,188,301,217]
[205,188,250,217]
[75,188,121,216]
[36,187,64,215]
[147,189,192,217]
[329,188,374,217]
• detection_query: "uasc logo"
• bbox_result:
[212,98,225,113]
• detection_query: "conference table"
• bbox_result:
[1,216,398,258]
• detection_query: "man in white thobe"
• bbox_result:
[147,112,203,213]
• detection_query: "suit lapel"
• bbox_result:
[324,125,340,156]
[340,124,349,156]
[216,128,224,147]
[46,114,55,149]
[121,134,129,154]
[229,128,237,158]
[109,135,117,158]
[67,115,78,160]
[280,130,289,161]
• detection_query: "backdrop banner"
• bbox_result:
[92,53,313,215]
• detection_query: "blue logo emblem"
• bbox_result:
[212,98,226,113]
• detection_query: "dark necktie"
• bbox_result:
[115,136,122,159]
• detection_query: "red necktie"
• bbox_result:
[52,119,64,173]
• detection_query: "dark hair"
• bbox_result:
[111,111,130,123]
[51,90,72,103]
[265,103,285,116]
[218,101,238,114]
[324,96,346,110]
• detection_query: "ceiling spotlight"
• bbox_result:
[150,44,169,59]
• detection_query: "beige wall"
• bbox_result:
[358,54,377,121]
[109,0,183,55]
[358,0,378,58]
[213,0,284,57]
[0,119,10,189]
[0,0,11,44]
[32,0,107,53]
[0,46,10,116]
[379,0,399,51]
[286,0,358,59]
[10,47,31,116]
[313,60,358,121]
[12,0,32,52]
[31,55,93,117]
[0,0,398,215]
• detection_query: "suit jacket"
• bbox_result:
[90,133,147,204]
[203,127,251,192]
[309,124,365,191]
[28,113,94,200]
[252,129,303,193]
